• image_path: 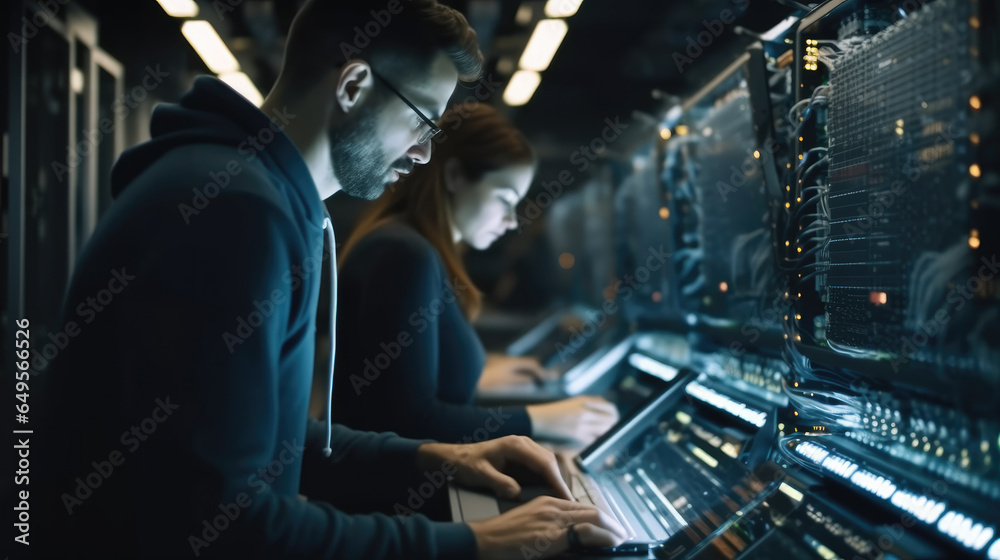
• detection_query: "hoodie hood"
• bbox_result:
[111,75,309,202]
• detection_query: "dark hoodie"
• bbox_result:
[35,76,476,559]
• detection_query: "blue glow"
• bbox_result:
[685,381,767,427]
[793,440,997,555]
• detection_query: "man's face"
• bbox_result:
[331,51,459,200]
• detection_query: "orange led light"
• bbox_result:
[559,253,575,269]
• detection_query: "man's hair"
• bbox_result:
[280,0,484,90]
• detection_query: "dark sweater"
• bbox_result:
[333,223,533,443]
[34,76,475,559]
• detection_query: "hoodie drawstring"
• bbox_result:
[321,209,336,458]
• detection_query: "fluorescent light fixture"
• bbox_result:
[156,0,199,18]
[761,15,799,41]
[544,0,584,17]
[515,3,533,25]
[219,72,263,106]
[519,19,568,71]
[181,21,240,74]
[496,56,516,76]
[503,70,541,106]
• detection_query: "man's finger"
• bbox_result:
[553,504,627,538]
[478,462,522,499]
[569,522,626,549]
[503,437,573,500]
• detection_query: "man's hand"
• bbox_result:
[416,436,571,500]
[467,496,627,560]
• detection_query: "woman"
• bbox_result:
[332,103,618,445]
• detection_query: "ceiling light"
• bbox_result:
[156,0,198,17]
[544,0,583,18]
[219,72,263,106]
[515,3,533,25]
[503,70,541,106]
[181,21,239,74]
[519,19,568,72]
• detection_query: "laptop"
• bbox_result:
[476,306,624,403]
[452,372,781,556]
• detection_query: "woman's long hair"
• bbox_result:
[339,102,535,320]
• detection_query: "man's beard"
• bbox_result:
[328,108,392,201]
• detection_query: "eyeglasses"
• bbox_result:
[372,70,442,144]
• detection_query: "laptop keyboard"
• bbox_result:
[570,474,597,504]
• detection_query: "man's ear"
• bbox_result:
[443,157,463,193]
[333,60,374,113]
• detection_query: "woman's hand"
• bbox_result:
[526,396,619,445]
[478,354,558,390]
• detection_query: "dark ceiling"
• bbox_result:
[78,0,800,171]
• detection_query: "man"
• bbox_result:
[35,1,623,558]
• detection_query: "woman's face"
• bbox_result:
[447,161,534,250]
